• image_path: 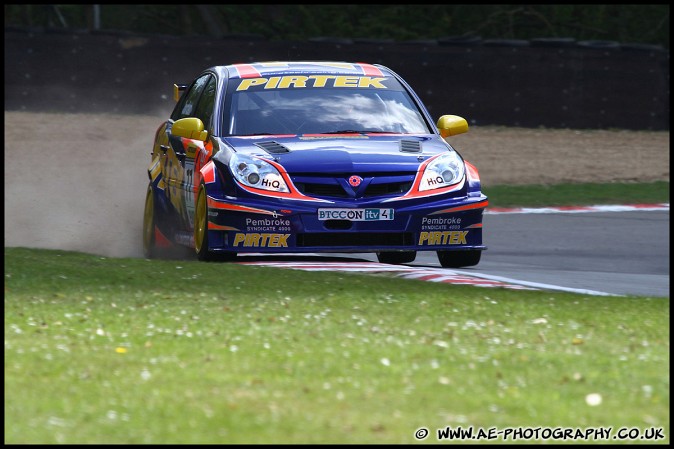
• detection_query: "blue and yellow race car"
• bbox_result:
[143,61,488,267]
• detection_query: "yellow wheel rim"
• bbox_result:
[142,185,154,253]
[195,186,207,253]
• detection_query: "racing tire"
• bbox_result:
[437,250,481,268]
[376,250,417,265]
[194,183,237,262]
[142,183,158,258]
[194,183,215,261]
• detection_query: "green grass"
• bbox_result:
[485,181,669,208]
[4,247,670,444]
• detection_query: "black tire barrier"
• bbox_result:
[400,39,439,46]
[530,37,576,48]
[483,39,531,47]
[221,33,266,40]
[576,40,621,49]
[5,28,668,130]
[437,35,483,46]
[308,36,354,44]
[353,38,395,44]
[620,42,666,52]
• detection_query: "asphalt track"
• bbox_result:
[414,209,670,298]
[236,208,669,298]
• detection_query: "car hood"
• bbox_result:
[220,134,457,173]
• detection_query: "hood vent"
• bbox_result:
[400,139,422,153]
[255,141,291,154]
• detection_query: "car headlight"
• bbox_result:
[229,153,289,193]
[418,152,465,191]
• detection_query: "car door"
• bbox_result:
[163,73,215,229]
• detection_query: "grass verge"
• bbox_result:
[4,247,670,444]
[484,181,669,208]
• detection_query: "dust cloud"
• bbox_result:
[4,111,164,258]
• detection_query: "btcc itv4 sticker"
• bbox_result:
[232,233,290,248]
[419,231,468,245]
[318,208,394,221]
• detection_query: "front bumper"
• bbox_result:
[204,194,487,254]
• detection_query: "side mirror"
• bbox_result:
[172,117,208,141]
[437,115,469,138]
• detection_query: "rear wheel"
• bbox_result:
[142,184,157,258]
[194,183,212,261]
[376,250,417,265]
[437,250,481,268]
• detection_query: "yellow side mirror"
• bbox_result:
[437,115,469,138]
[172,117,208,141]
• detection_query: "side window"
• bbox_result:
[193,76,217,130]
[170,74,210,121]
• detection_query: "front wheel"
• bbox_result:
[437,250,481,268]
[194,184,237,262]
[194,183,214,261]
[376,250,417,265]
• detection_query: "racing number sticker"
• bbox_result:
[182,141,203,228]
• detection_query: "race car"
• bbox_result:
[142,61,488,267]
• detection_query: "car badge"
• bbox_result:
[348,175,363,187]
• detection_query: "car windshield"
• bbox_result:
[223,75,431,136]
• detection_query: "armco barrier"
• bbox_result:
[4,29,669,130]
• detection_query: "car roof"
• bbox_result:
[209,61,395,80]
